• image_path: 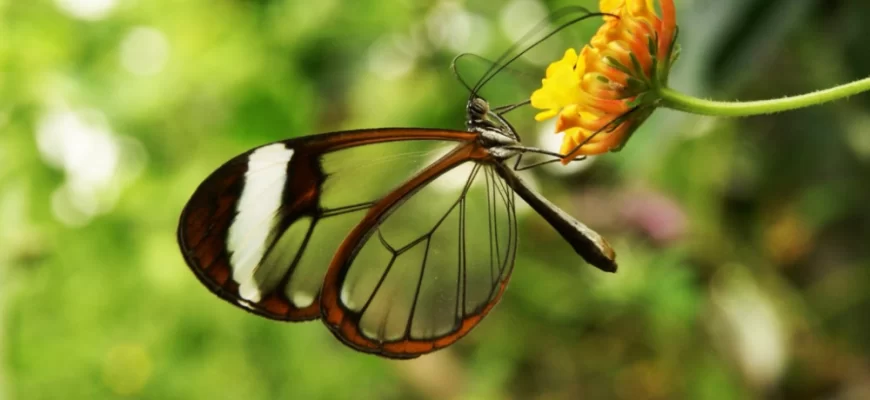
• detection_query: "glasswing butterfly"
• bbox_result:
[177,8,621,359]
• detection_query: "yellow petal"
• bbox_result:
[530,86,561,110]
[544,48,579,77]
[534,109,559,121]
[559,128,584,155]
[575,47,589,77]
[600,0,657,18]
[599,0,624,14]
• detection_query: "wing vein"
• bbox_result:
[491,168,503,277]
[457,197,466,318]
[405,237,431,338]
[425,162,480,236]
[321,202,376,217]
[486,167,496,285]
[359,253,398,316]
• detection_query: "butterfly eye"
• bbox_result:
[469,97,489,117]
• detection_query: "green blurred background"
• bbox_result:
[3,0,870,398]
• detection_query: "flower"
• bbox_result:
[531,0,678,162]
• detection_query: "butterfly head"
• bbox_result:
[465,96,520,153]
[465,96,491,130]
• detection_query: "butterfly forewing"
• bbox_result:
[319,140,456,211]
[177,129,475,321]
[320,142,517,358]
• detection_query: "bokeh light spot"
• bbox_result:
[367,34,420,80]
[121,27,170,77]
[54,0,117,21]
[102,343,153,396]
[36,107,146,226]
[426,2,491,54]
[498,0,565,66]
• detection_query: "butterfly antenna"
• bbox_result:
[473,8,614,94]
[471,6,592,95]
[450,53,476,94]
[492,100,531,116]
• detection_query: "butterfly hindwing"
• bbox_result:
[321,142,518,358]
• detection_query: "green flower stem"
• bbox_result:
[656,76,870,117]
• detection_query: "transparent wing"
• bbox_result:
[321,146,517,358]
[177,129,474,321]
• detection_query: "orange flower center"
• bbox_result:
[530,0,677,162]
